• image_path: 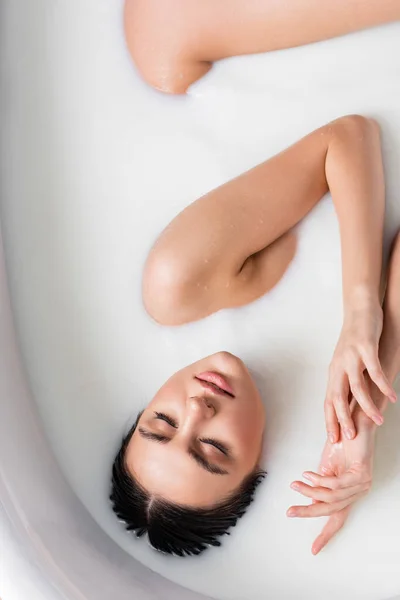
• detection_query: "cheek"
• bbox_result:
[223,407,264,451]
[147,378,184,409]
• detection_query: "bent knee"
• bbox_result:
[124,0,211,94]
[131,51,211,95]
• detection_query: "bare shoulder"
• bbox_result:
[124,0,211,94]
[142,229,297,326]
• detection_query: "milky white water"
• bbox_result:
[2,1,400,599]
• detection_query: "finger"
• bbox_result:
[324,398,340,444]
[303,471,360,490]
[312,506,351,555]
[318,465,335,477]
[361,351,397,403]
[287,491,366,518]
[325,372,350,443]
[348,369,384,426]
[333,393,355,440]
[290,480,368,503]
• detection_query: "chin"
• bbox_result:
[213,350,242,363]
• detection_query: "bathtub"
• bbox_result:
[2,2,400,599]
[0,2,205,598]
[0,231,210,600]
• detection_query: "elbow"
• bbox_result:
[334,114,381,138]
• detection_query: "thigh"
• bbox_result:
[125,0,400,93]
[195,0,400,60]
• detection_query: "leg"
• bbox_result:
[143,115,385,325]
[125,0,400,93]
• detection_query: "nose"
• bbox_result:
[176,397,214,443]
[184,396,215,424]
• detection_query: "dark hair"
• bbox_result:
[110,411,265,557]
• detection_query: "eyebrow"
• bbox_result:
[138,427,229,476]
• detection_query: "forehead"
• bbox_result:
[125,432,236,507]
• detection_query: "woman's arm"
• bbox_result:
[325,228,400,443]
[125,0,400,94]
[144,115,395,433]
[289,232,400,555]
[355,232,400,424]
[145,115,384,325]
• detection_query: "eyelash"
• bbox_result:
[154,412,178,428]
[199,438,229,456]
[153,413,229,456]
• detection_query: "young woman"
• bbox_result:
[111,115,400,556]
[124,0,400,94]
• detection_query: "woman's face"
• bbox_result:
[125,352,265,507]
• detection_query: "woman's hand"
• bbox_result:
[325,299,396,442]
[287,410,376,554]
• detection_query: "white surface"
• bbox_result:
[1,1,400,599]
[0,230,206,600]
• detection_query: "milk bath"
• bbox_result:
[2,1,400,599]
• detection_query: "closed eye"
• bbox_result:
[154,411,177,428]
[138,428,170,443]
[138,427,228,475]
[137,428,229,475]
[199,438,230,457]
[188,449,229,475]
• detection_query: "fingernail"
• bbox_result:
[375,415,384,426]
[287,509,296,518]
[328,433,336,444]
[344,429,354,440]
[391,394,397,403]
[290,483,300,491]
[303,472,313,481]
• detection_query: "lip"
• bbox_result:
[195,372,235,397]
